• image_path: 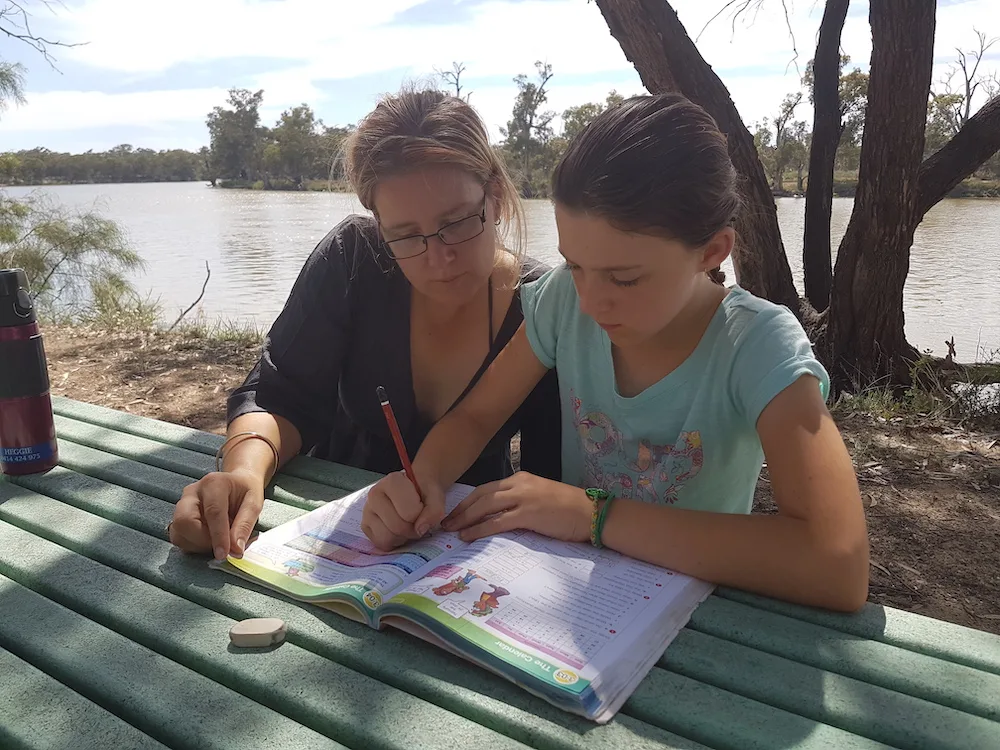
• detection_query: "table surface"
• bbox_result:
[2,397,999,750]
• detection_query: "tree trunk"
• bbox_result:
[593,0,799,315]
[917,94,1000,220]
[796,164,805,193]
[826,2,936,390]
[802,0,849,313]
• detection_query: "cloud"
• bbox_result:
[1,0,997,152]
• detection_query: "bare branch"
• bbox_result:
[0,0,85,69]
[167,261,211,331]
[696,0,798,74]
[435,61,471,102]
[695,0,750,42]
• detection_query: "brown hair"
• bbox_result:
[551,93,739,284]
[344,87,525,262]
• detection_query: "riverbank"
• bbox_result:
[774,175,1000,199]
[39,322,1000,634]
[8,175,999,199]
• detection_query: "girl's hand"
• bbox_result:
[362,471,447,551]
[441,472,593,543]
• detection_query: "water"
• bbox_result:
[5,182,999,359]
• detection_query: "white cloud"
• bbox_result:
[2,0,997,149]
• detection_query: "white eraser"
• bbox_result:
[229,617,287,648]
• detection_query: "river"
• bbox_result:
[6,182,999,359]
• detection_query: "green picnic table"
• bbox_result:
[1,397,999,750]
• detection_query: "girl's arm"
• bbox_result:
[362,324,550,549]
[600,374,870,612]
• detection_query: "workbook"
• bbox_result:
[214,482,714,723]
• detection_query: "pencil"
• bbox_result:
[376,385,423,497]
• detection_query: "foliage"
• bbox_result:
[0,192,152,323]
[0,145,206,185]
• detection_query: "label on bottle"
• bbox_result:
[1,442,55,464]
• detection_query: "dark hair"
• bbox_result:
[551,93,739,284]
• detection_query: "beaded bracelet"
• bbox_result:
[586,488,615,548]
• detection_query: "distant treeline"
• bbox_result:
[0,145,208,186]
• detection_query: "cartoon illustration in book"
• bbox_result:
[283,558,316,578]
[470,584,510,617]
[432,568,481,596]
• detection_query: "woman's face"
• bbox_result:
[373,165,498,305]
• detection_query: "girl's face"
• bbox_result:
[554,203,733,348]
[374,165,499,305]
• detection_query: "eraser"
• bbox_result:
[229,617,287,648]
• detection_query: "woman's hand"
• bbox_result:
[442,472,593,544]
[362,471,447,551]
[170,467,265,560]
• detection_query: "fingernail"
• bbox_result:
[214,546,225,560]
[415,523,429,536]
[236,537,246,554]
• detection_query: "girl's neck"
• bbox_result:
[612,276,728,396]
[654,276,729,354]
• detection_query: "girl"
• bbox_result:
[169,89,562,561]
[363,93,869,613]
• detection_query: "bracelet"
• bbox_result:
[586,488,615,548]
[215,431,280,477]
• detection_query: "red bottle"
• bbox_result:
[0,268,58,475]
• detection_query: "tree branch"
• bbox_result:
[917,94,1000,220]
[0,0,85,69]
[167,261,211,331]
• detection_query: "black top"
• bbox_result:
[228,215,562,486]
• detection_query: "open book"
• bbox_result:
[214,482,714,723]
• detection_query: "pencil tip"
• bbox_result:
[376,385,388,404]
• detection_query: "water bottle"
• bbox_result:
[0,268,59,475]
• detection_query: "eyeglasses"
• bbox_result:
[381,197,488,260]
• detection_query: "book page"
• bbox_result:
[225,483,474,609]
[385,529,706,694]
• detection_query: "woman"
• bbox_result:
[168,89,562,562]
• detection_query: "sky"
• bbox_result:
[0,0,997,153]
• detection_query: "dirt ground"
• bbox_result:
[40,324,1000,635]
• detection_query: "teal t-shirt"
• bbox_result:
[521,266,829,515]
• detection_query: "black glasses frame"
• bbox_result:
[381,197,488,260]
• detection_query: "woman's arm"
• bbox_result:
[172,221,364,558]
[599,375,870,612]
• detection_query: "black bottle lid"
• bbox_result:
[0,269,38,328]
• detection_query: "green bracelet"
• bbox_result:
[586,488,615,548]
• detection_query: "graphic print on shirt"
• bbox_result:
[570,391,704,504]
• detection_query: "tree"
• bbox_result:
[769,92,803,193]
[206,88,265,183]
[436,61,471,101]
[1,0,148,324]
[0,60,25,113]
[501,61,556,197]
[594,1,1000,390]
[801,0,850,313]
[270,104,321,187]
[925,30,998,158]
[592,0,800,314]
[318,125,353,186]
[562,90,625,140]
[826,3,936,387]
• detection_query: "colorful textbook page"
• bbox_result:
[380,528,712,719]
[221,483,475,625]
